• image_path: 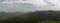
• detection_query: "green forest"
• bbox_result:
[0,10,60,23]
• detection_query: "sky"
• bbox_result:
[0,0,60,12]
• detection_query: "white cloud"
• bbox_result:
[0,0,48,12]
[2,0,48,6]
[50,0,60,10]
[0,0,60,12]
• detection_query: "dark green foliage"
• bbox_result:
[0,10,60,23]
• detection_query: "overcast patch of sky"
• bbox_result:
[0,0,60,12]
[43,0,55,8]
[0,0,59,6]
[1,0,48,6]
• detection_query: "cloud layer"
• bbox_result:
[0,0,60,12]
